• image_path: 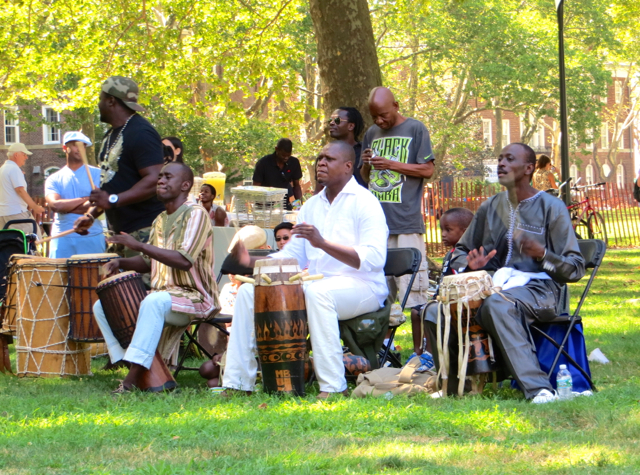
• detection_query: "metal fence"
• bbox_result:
[424,181,640,256]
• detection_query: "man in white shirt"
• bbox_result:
[45,131,105,258]
[0,143,45,235]
[223,141,389,398]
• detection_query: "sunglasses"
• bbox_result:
[275,236,290,242]
[327,117,348,125]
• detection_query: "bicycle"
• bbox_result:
[550,179,608,245]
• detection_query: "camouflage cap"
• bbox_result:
[101,76,145,112]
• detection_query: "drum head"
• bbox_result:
[69,253,119,262]
[15,257,68,267]
[97,271,140,288]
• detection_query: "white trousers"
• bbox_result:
[387,234,428,308]
[93,291,191,369]
[223,277,380,392]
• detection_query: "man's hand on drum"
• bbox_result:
[107,232,142,252]
[467,246,497,270]
[102,259,121,278]
[518,235,546,260]
[292,222,324,248]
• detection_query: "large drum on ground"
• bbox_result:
[96,272,176,391]
[67,253,119,342]
[253,258,309,396]
[14,258,91,377]
[1,254,36,335]
[438,271,498,396]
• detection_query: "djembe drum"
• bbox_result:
[253,258,309,396]
[14,258,92,377]
[1,254,36,335]
[67,253,119,342]
[437,271,498,396]
[96,271,176,392]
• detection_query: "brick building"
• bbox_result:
[1,105,68,198]
[479,71,639,187]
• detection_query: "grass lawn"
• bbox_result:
[1,250,639,474]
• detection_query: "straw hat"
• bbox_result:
[227,225,268,253]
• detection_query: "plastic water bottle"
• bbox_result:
[556,364,573,399]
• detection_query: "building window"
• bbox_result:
[4,108,19,144]
[502,119,510,147]
[600,123,609,149]
[585,164,594,185]
[615,81,622,104]
[482,119,492,146]
[44,166,61,178]
[617,123,625,148]
[42,107,61,144]
[616,164,625,187]
[530,122,545,151]
[570,164,578,181]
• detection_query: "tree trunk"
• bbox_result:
[309,0,382,130]
[493,107,503,156]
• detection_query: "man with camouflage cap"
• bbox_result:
[74,76,165,264]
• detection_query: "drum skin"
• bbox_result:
[67,253,119,342]
[254,258,308,396]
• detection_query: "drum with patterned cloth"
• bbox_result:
[253,257,309,396]
[437,271,498,396]
[96,272,176,392]
[14,258,91,377]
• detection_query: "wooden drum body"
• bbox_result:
[67,253,119,342]
[1,254,36,335]
[254,258,309,396]
[95,271,147,348]
[96,272,176,392]
[14,258,91,377]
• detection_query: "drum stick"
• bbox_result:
[301,274,323,282]
[76,142,96,190]
[35,228,76,245]
[235,275,255,284]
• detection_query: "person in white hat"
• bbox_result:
[0,143,45,235]
[44,131,106,257]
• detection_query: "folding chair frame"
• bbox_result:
[530,239,605,392]
[377,247,422,368]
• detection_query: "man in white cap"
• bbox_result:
[44,131,105,257]
[0,143,45,235]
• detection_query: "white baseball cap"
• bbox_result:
[7,143,32,155]
[63,131,92,146]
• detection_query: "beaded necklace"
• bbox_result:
[104,113,136,160]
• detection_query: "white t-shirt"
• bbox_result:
[0,159,28,215]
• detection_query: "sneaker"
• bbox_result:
[532,389,558,404]
[406,352,435,372]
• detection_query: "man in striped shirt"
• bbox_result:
[94,162,220,393]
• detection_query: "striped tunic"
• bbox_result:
[144,201,220,319]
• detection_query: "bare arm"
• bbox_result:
[15,187,45,214]
[369,158,435,179]
[292,180,302,200]
[548,173,558,189]
[103,256,151,275]
[89,164,163,210]
[46,193,90,214]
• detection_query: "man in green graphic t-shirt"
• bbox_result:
[361,87,435,308]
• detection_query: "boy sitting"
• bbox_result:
[407,208,474,369]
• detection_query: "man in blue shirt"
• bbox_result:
[45,131,105,258]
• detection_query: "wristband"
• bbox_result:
[536,248,547,262]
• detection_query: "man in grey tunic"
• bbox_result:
[425,142,585,403]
